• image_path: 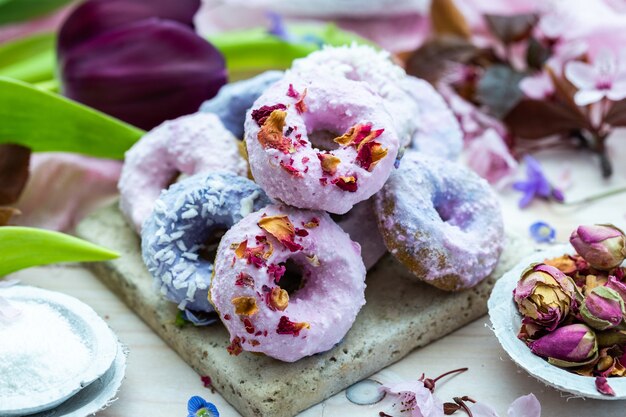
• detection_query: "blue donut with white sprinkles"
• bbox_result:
[141,172,272,318]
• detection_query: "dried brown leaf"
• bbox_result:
[605,99,626,127]
[484,13,538,44]
[430,0,471,39]
[405,37,477,84]
[504,99,588,139]
[0,144,31,205]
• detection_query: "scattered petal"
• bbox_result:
[595,376,616,396]
[529,221,556,243]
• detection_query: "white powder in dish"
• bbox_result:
[0,301,91,397]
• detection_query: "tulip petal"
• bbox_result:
[58,0,200,56]
[59,19,227,130]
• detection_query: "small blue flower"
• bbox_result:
[529,221,556,243]
[187,396,219,417]
[512,156,564,208]
[267,12,290,41]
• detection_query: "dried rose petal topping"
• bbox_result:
[303,217,320,229]
[231,296,259,316]
[306,254,320,267]
[257,110,291,153]
[332,175,358,192]
[267,263,286,282]
[235,272,254,287]
[269,287,289,311]
[226,336,243,355]
[280,160,302,177]
[258,215,303,252]
[250,340,260,346]
[242,317,255,334]
[251,104,287,126]
[355,140,388,171]
[234,240,248,258]
[334,123,372,147]
[276,315,310,336]
[295,88,307,114]
[317,153,341,175]
[295,228,308,237]
[286,84,299,98]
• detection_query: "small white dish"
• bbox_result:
[488,245,626,400]
[29,341,127,417]
[0,286,119,416]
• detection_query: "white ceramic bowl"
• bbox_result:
[488,245,626,400]
[0,286,119,415]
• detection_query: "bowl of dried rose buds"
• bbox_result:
[489,224,626,399]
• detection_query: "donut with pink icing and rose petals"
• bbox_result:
[244,73,400,215]
[210,204,366,362]
[119,112,247,233]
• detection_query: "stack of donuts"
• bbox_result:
[118,45,505,362]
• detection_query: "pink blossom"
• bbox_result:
[519,71,555,100]
[381,381,445,417]
[13,153,122,232]
[470,393,541,417]
[465,128,518,186]
[565,49,626,105]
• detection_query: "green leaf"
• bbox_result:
[0,0,72,25]
[484,13,538,44]
[0,77,144,159]
[476,65,525,119]
[0,226,118,277]
[208,23,372,81]
[0,32,56,83]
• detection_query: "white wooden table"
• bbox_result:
[9,132,626,417]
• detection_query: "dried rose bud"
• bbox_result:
[580,286,626,330]
[514,264,577,332]
[529,323,598,367]
[570,224,626,271]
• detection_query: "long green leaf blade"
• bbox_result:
[0,0,72,25]
[0,226,119,277]
[0,33,56,83]
[0,77,144,159]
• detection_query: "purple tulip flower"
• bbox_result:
[57,0,227,130]
[570,224,626,271]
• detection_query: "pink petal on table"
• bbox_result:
[507,394,541,417]
[13,153,122,232]
[469,402,501,417]
[596,376,616,396]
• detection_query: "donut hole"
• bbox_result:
[198,227,229,262]
[277,258,307,297]
[434,198,472,230]
[308,129,341,152]
[165,171,182,188]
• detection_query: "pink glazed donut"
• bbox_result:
[119,112,247,233]
[210,204,366,362]
[244,73,400,214]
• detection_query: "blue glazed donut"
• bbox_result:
[141,172,272,314]
[200,71,283,138]
[374,151,505,291]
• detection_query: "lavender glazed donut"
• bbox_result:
[291,44,462,159]
[210,204,366,362]
[334,199,387,270]
[374,151,505,291]
[244,73,400,214]
[119,112,247,233]
[142,172,271,315]
[200,70,283,138]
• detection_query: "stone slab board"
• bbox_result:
[76,203,532,417]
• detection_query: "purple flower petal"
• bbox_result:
[59,19,227,129]
[518,188,536,208]
[267,11,290,40]
[58,0,200,57]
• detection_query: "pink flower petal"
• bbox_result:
[574,89,605,106]
[565,61,597,90]
[520,73,554,100]
[470,402,500,417]
[507,394,541,417]
[14,153,122,232]
[465,129,518,186]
